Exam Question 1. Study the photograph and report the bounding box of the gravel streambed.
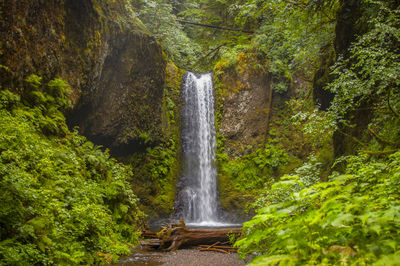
[119,247,249,266]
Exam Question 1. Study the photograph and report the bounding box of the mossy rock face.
[0,0,184,218]
[0,0,163,156]
[211,53,274,216]
[68,32,168,156]
[213,53,271,157]
[119,61,185,219]
[212,51,330,216]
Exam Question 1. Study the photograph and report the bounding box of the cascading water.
[177,72,220,226]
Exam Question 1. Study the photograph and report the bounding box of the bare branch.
[191,43,226,67]
[387,88,400,118]
[368,127,400,147]
[337,129,368,148]
[178,20,254,34]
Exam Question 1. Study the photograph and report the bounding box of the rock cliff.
[0,0,184,217]
[0,0,169,156]
[214,58,270,156]
[212,52,301,216]
[217,70,270,155]
[213,53,294,156]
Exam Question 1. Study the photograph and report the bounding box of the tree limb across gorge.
[178,20,254,34]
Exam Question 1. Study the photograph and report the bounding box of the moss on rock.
[0,0,186,219]
[122,61,185,218]
[213,50,333,215]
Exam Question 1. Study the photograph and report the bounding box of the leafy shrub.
[127,138,179,216]
[327,1,400,130]
[0,80,144,264]
[236,152,400,265]
[218,144,289,191]
[252,156,322,210]
[0,90,20,110]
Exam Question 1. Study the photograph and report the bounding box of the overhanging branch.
[387,88,400,119]
[191,43,227,67]
[368,127,400,147]
[178,20,254,34]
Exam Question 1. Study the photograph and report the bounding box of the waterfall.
[177,72,219,225]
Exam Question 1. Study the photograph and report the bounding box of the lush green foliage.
[218,144,289,191]
[128,139,179,216]
[327,0,400,152]
[124,62,183,217]
[232,0,337,92]
[328,1,400,114]
[137,0,337,88]
[252,156,323,209]
[216,141,293,212]
[235,1,400,265]
[134,0,202,69]
[237,151,400,265]
[0,78,144,265]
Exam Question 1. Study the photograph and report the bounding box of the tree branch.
[337,129,368,148]
[178,20,254,34]
[191,43,226,67]
[387,88,400,119]
[359,149,397,155]
[199,248,231,254]
[368,127,400,147]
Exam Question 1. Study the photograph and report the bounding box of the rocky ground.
[118,247,250,266]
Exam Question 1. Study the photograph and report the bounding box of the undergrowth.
[0,75,145,265]
[236,151,400,265]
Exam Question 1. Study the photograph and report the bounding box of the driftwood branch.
[142,230,157,238]
[198,241,237,254]
[207,241,220,249]
[199,248,231,254]
[199,245,238,250]
[178,20,254,34]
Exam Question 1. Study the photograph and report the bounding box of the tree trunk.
[265,74,273,138]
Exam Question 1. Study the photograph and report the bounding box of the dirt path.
[119,248,249,266]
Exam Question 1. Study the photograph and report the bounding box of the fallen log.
[198,242,239,253]
[142,229,157,238]
[140,239,161,249]
[156,220,241,251]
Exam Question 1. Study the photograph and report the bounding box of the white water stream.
[179,72,223,226]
